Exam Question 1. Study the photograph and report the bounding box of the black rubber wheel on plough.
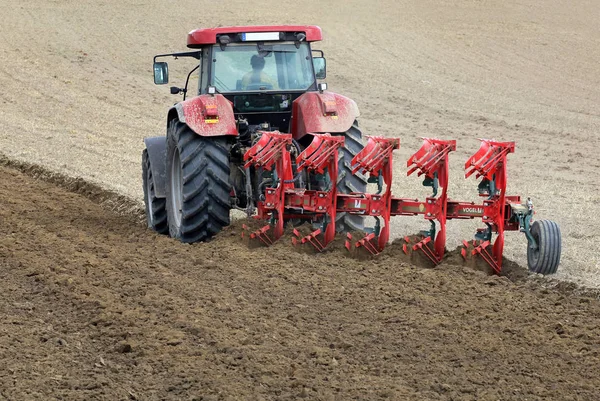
[142,149,169,235]
[527,220,561,275]
[336,120,368,232]
[165,120,231,243]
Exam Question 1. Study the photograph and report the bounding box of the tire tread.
[142,149,169,235]
[335,121,368,232]
[527,219,561,275]
[166,122,231,243]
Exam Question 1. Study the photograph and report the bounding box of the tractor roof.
[187,25,322,47]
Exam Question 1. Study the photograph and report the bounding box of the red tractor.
[143,26,366,243]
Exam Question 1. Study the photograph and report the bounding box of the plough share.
[242,131,561,275]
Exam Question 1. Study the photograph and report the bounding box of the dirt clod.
[116,342,133,354]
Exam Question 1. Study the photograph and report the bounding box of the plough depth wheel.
[527,220,561,275]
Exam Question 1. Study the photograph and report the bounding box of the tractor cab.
[153,26,327,137]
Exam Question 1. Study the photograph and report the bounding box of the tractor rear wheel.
[142,149,168,234]
[336,120,368,232]
[527,220,561,275]
[165,121,231,243]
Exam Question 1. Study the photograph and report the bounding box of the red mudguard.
[170,94,238,137]
[291,91,360,140]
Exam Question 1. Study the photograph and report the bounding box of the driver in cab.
[241,55,278,90]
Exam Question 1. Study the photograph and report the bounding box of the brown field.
[1,0,599,399]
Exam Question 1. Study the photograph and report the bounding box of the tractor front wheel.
[527,220,561,275]
[165,121,231,243]
[142,149,168,234]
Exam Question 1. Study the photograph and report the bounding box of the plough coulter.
[242,132,561,275]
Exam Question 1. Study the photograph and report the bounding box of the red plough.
[461,139,516,273]
[400,138,456,264]
[242,133,561,275]
[241,131,294,244]
[342,136,399,255]
[292,134,343,251]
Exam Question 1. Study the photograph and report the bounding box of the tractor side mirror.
[313,57,326,80]
[153,61,169,85]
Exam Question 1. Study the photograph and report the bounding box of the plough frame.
[242,131,548,274]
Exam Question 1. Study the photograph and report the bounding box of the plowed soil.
[1,165,600,400]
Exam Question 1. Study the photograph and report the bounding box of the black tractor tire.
[142,149,169,235]
[527,220,561,275]
[335,120,368,232]
[165,121,231,243]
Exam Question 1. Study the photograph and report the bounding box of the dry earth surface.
[1,0,600,399]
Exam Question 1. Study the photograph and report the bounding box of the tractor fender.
[168,94,237,137]
[143,136,167,198]
[291,91,360,140]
